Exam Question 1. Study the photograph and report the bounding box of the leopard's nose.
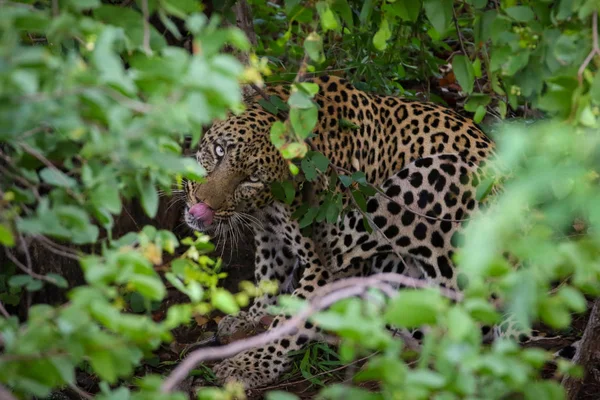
[188,202,215,225]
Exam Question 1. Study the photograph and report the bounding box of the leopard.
[183,75,498,388]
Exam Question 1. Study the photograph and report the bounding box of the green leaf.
[316,1,339,32]
[384,289,446,328]
[136,175,159,218]
[331,0,354,29]
[90,351,117,382]
[91,183,121,215]
[557,286,587,313]
[476,176,496,202]
[359,0,374,25]
[464,94,491,112]
[46,273,69,289]
[423,0,453,35]
[8,274,34,288]
[288,91,315,109]
[339,175,353,187]
[301,158,318,181]
[129,274,166,301]
[26,279,43,291]
[270,95,289,112]
[299,207,319,228]
[258,99,279,115]
[289,163,300,176]
[373,18,392,51]
[453,55,475,94]
[295,82,320,96]
[474,105,486,123]
[266,392,300,400]
[68,0,100,10]
[304,32,325,63]
[339,118,360,130]
[281,142,308,159]
[351,190,367,212]
[270,121,287,149]
[0,224,15,247]
[290,107,318,139]
[351,171,367,185]
[271,181,296,205]
[39,168,77,188]
[466,0,487,9]
[89,24,136,94]
[311,152,330,172]
[446,307,475,340]
[385,0,422,22]
[505,6,535,22]
[464,298,500,324]
[212,289,240,314]
[524,381,566,400]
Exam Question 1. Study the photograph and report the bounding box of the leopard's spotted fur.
[184,75,496,388]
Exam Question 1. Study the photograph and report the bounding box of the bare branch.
[34,235,80,261]
[141,0,152,55]
[160,272,462,392]
[0,300,11,319]
[452,5,482,92]
[67,383,93,400]
[4,246,60,286]
[578,11,599,84]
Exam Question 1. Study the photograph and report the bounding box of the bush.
[1,0,600,399]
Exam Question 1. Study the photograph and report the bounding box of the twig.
[4,247,60,286]
[34,235,80,261]
[141,0,152,55]
[51,0,58,16]
[67,383,93,400]
[578,11,599,84]
[18,143,73,188]
[0,300,10,318]
[562,298,600,400]
[452,5,482,92]
[160,272,461,392]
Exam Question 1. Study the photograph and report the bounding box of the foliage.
[1,0,600,399]
[0,0,265,398]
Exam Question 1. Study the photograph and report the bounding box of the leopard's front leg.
[213,262,332,388]
[217,222,301,339]
[212,203,335,388]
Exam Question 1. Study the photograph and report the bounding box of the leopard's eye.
[214,144,225,158]
[248,174,260,183]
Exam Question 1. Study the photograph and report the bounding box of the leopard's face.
[184,107,287,235]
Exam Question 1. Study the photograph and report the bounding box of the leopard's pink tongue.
[188,202,214,226]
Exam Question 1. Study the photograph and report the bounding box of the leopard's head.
[184,105,288,234]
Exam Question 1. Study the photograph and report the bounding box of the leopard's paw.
[212,348,289,389]
[217,311,256,340]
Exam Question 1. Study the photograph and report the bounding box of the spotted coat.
[184,76,495,388]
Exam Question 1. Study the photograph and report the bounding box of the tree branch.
[562,298,600,400]
[160,272,462,392]
[578,11,599,84]
[141,0,151,55]
[0,300,11,319]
